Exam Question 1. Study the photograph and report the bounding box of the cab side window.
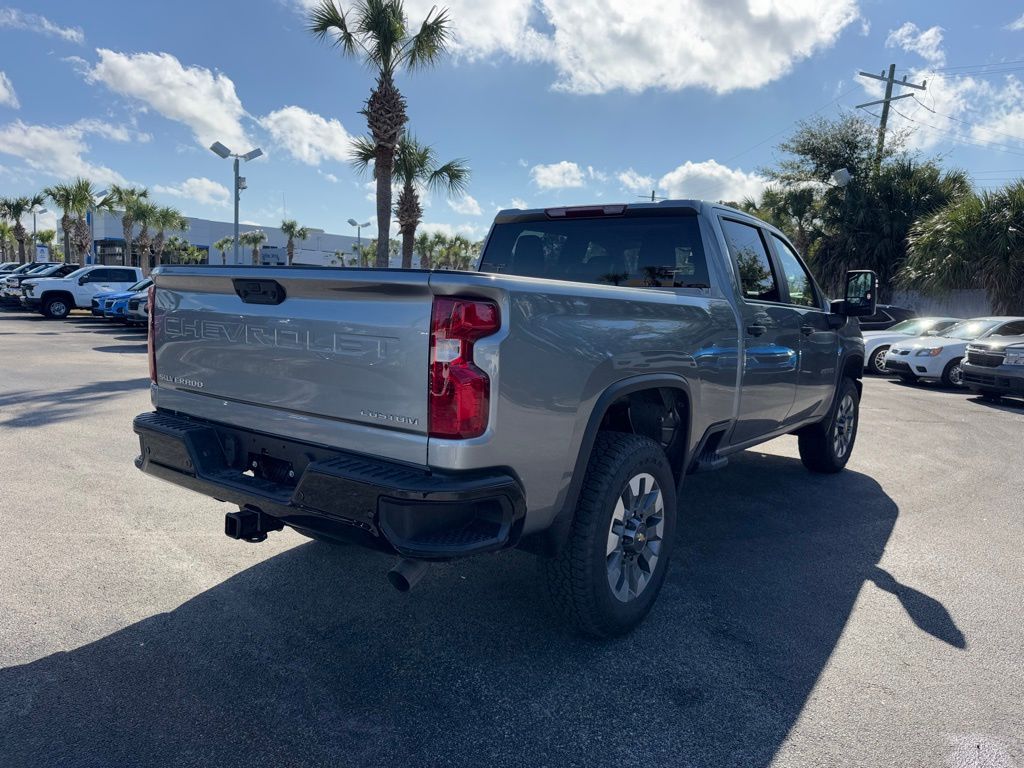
[111,269,137,282]
[720,219,781,302]
[85,269,110,282]
[770,234,820,308]
[992,320,1024,337]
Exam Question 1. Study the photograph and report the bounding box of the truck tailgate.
[152,267,432,436]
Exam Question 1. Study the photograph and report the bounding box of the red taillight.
[147,285,157,384]
[428,297,500,439]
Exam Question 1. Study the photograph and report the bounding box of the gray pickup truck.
[134,200,876,636]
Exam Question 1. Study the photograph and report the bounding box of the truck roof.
[493,198,763,225]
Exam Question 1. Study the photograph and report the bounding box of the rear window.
[478,215,710,289]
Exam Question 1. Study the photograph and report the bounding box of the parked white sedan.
[884,317,1024,387]
[863,317,960,374]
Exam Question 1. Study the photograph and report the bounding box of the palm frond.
[428,158,470,195]
[357,0,407,76]
[401,5,451,71]
[349,135,378,177]
[308,0,360,57]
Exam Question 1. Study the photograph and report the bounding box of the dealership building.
[72,211,368,267]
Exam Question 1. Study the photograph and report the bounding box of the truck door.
[767,233,838,421]
[719,218,801,445]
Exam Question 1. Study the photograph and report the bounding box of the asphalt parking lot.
[1,310,1022,768]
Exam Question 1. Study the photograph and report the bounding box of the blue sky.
[2,1,1024,241]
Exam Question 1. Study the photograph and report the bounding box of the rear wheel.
[868,346,890,375]
[540,432,676,638]
[798,377,860,474]
[941,357,965,388]
[42,296,71,319]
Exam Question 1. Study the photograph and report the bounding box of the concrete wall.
[890,289,992,319]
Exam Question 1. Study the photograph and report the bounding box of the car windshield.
[27,264,54,274]
[63,267,89,280]
[941,320,999,340]
[888,318,945,335]
[129,279,152,292]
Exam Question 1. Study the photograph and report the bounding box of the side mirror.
[832,270,877,317]
[78,276,88,285]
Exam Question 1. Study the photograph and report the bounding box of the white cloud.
[0,71,18,108]
[510,197,528,209]
[71,117,150,143]
[400,0,858,95]
[586,165,608,183]
[1007,13,1024,31]
[154,177,230,207]
[0,119,126,185]
[0,8,83,43]
[658,160,766,202]
[259,106,353,166]
[531,160,586,189]
[617,168,655,192]
[886,22,945,66]
[86,49,251,150]
[448,194,482,216]
[318,170,339,183]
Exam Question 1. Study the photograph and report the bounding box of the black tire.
[540,432,677,638]
[867,345,890,375]
[899,373,918,384]
[798,377,860,474]
[42,296,71,319]
[941,357,965,388]
[978,389,1002,403]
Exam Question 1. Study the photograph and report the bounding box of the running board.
[691,426,729,473]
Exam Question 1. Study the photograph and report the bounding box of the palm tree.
[0,220,14,262]
[213,236,235,266]
[812,160,971,299]
[309,0,451,268]
[352,133,469,268]
[44,182,76,260]
[152,206,188,270]
[103,185,150,267]
[239,230,267,265]
[280,219,310,265]
[70,178,102,262]
[133,201,159,275]
[902,181,1024,315]
[0,195,44,264]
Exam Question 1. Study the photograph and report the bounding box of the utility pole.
[856,64,927,170]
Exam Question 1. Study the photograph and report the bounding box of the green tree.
[309,0,451,268]
[35,229,57,258]
[133,201,159,275]
[213,236,235,265]
[152,206,188,270]
[280,219,310,265]
[902,181,1024,315]
[44,182,76,260]
[813,159,971,299]
[742,186,820,257]
[0,194,44,263]
[239,229,267,265]
[71,179,103,262]
[352,133,469,268]
[103,185,150,267]
[0,220,15,262]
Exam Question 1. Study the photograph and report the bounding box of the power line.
[721,85,861,165]
[911,95,1024,145]
[887,104,1024,157]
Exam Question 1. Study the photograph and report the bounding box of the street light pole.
[210,141,262,265]
[233,156,240,264]
[347,218,371,266]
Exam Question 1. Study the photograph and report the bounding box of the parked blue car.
[93,279,152,320]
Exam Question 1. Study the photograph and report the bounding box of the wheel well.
[40,290,75,305]
[596,387,689,483]
[843,354,863,397]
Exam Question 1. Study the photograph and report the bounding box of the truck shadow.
[0,378,149,428]
[0,453,959,767]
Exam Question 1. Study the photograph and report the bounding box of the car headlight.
[914,347,943,357]
[1004,349,1024,366]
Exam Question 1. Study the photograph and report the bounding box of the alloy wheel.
[606,472,665,603]
[832,393,856,459]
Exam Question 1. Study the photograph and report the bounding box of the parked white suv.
[863,316,960,374]
[884,317,1024,387]
[21,265,144,319]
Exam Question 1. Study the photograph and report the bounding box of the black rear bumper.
[133,411,526,559]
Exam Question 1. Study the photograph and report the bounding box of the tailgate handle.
[233,279,286,305]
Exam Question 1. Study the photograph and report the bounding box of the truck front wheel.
[42,295,71,319]
[798,377,860,474]
[540,432,677,638]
